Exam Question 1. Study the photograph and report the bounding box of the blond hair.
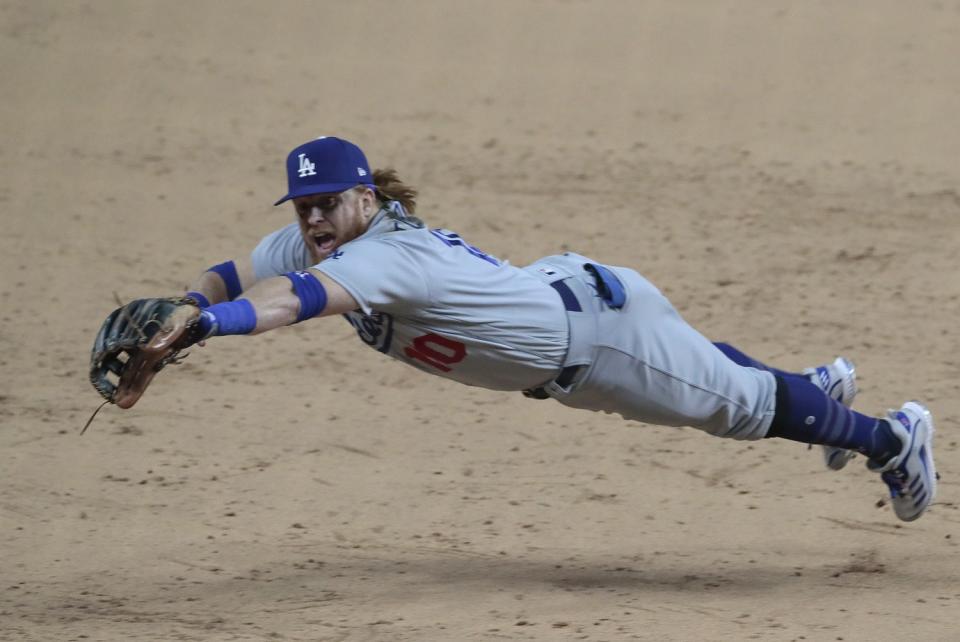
[372,168,418,213]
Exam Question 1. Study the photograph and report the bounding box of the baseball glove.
[89,297,203,409]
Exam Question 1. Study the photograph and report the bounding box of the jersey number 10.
[404,333,466,372]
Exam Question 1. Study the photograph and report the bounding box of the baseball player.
[90,136,937,522]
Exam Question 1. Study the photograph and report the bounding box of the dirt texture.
[2,2,960,641]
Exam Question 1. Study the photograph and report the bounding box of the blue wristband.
[208,261,243,300]
[284,271,328,322]
[197,299,257,337]
[185,290,211,308]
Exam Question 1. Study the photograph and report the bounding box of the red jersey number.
[404,333,466,372]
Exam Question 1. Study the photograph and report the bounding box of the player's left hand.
[89,297,203,409]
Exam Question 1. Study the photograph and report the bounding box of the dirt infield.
[2,1,959,640]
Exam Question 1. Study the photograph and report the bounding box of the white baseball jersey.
[251,206,569,391]
[252,203,776,440]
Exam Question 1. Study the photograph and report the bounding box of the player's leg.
[765,375,936,521]
[713,342,858,470]
[712,342,803,380]
[552,265,936,520]
[680,340,937,521]
[714,343,855,405]
[766,375,895,461]
[710,345,935,520]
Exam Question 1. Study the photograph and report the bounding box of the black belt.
[523,278,586,400]
[523,364,584,399]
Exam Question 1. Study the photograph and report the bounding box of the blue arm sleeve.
[284,271,328,322]
[208,261,243,300]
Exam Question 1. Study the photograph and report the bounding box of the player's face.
[293,188,376,262]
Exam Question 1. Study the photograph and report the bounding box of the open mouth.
[313,233,337,253]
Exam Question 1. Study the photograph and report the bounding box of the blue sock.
[713,342,809,382]
[766,376,901,464]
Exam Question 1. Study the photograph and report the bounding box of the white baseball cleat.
[804,357,858,470]
[867,402,937,522]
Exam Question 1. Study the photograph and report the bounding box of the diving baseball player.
[90,136,937,522]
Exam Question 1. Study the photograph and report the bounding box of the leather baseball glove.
[89,297,203,409]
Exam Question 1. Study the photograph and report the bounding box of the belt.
[523,363,584,399]
[548,278,582,312]
[522,278,587,400]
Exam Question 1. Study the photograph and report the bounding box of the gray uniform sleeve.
[250,223,312,280]
[313,237,430,316]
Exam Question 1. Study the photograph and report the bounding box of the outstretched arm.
[102,269,356,409]
[229,269,358,334]
[179,268,358,339]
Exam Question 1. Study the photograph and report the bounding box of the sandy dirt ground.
[2,1,960,640]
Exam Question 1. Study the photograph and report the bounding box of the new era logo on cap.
[274,136,374,206]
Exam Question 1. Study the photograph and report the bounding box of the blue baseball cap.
[274,136,374,206]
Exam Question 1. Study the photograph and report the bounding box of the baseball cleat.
[804,357,858,470]
[867,401,937,522]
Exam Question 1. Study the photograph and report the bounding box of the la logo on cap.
[275,135,373,206]
[298,153,316,178]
